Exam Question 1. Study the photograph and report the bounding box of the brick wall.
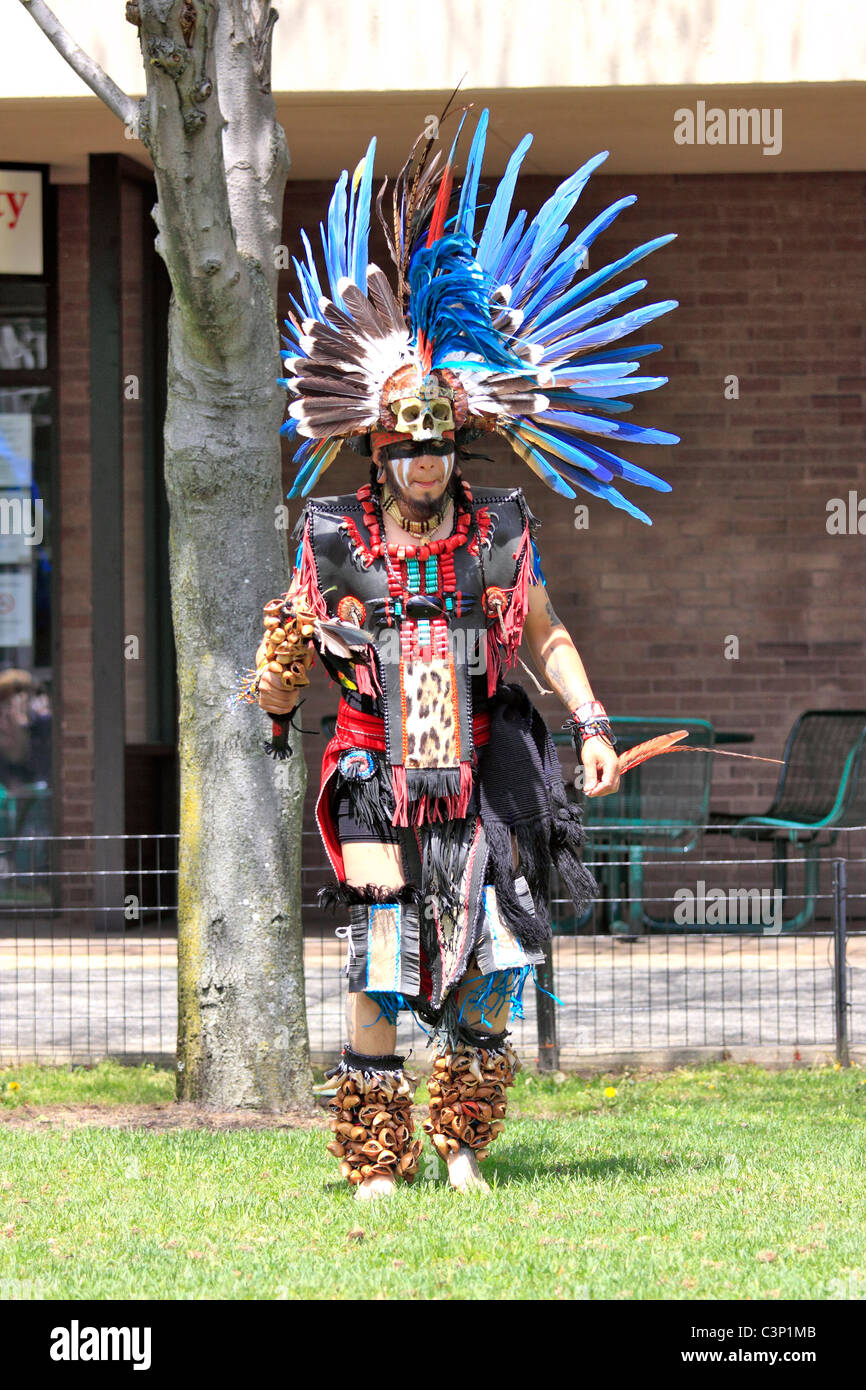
[276,170,866,832]
[56,175,151,850]
[56,167,866,844]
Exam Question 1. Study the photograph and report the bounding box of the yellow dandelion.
[8,1081,20,1092]
[604,1086,617,1099]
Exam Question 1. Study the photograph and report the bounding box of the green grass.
[0,1060,175,1108]
[1,1060,865,1299]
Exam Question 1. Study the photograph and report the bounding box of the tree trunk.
[165,288,311,1110]
[136,0,313,1110]
[24,0,313,1109]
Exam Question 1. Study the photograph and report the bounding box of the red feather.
[617,732,784,776]
[426,163,454,248]
[618,730,690,774]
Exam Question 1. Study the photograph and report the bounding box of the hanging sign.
[0,170,43,276]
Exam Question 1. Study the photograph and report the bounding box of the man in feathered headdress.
[242,108,677,1199]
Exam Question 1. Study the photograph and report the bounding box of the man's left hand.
[582,736,621,797]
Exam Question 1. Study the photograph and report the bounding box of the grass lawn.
[1,1059,865,1300]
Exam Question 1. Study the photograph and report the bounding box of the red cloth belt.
[334,699,491,749]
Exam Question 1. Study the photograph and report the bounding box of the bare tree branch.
[237,0,278,92]
[136,0,253,357]
[19,0,139,131]
[216,0,290,301]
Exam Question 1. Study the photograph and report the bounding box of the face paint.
[391,455,415,490]
[389,451,454,492]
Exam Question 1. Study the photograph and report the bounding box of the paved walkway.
[1,933,863,1064]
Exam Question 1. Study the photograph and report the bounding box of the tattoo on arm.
[544,648,578,706]
[543,593,563,629]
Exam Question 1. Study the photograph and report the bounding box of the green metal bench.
[553,717,715,934]
[730,709,866,930]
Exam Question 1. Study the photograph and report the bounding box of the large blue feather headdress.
[280,107,678,523]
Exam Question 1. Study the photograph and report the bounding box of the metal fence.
[0,828,863,1069]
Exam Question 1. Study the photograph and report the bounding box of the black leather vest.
[300,486,532,773]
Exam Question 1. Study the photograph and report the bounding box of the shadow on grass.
[485,1145,736,1184]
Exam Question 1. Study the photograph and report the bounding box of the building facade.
[0,0,864,855]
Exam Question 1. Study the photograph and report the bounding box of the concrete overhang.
[1,0,864,179]
[0,84,864,183]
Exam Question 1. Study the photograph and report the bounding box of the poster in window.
[0,568,32,646]
[0,414,33,488]
[0,490,39,563]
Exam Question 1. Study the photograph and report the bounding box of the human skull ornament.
[392,393,454,441]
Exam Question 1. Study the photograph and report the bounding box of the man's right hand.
[256,668,299,716]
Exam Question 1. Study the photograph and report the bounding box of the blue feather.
[516,425,656,521]
[300,228,325,303]
[575,195,639,251]
[574,342,663,366]
[600,419,680,445]
[518,422,614,480]
[540,299,678,362]
[527,422,670,490]
[546,391,634,415]
[292,436,319,465]
[567,376,668,398]
[287,438,331,499]
[504,151,609,299]
[299,444,340,497]
[553,466,653,524]
[510,225,571,307]
[476,133,533,271]
[532,409,623,439]
[528,279,649,345]
[486,208,528,286]
[408,233,525,372]
[496,220,539,288]
[517,232,604,321]
[445,109,469,167]
[456,108,489,240]
[550,360,642,383]
[323,171,349,307]
[518,198,639,324]
[533,234,677,330]
[350,137,376,289]
[319,221,340,310]
[557,435,673,491]
[499,425,576,497]
[291,256,320,321]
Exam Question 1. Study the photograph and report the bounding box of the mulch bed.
[0,1102,330,1133]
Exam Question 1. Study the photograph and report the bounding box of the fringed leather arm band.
[564,699,617,754]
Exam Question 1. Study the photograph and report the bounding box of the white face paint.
[391,454,415,490]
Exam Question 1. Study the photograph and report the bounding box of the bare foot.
[355,1174,396,1201]
[446,1144,490,1194]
